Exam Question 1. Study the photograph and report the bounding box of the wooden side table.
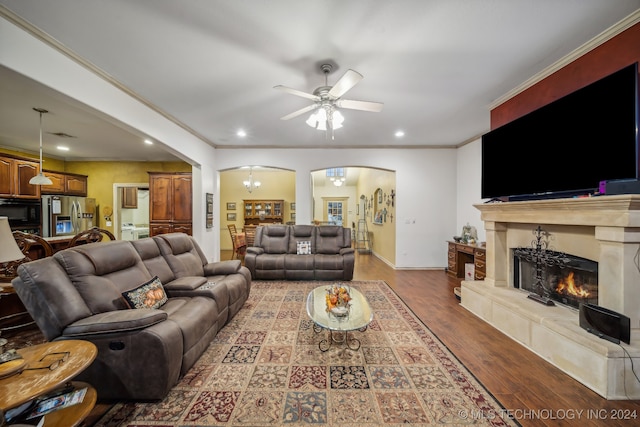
[0,340,97,427]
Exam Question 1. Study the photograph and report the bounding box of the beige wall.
[356,168,396,265]
[220,168,296,250]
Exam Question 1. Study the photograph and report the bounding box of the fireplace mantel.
[461,194,640,399]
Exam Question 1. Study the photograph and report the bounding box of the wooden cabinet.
[41,170,88,196]
[446,241,486,280]
[0,155,40,199]
[65,174,88,196]
[243,199,283,225]
[42,171,66,193]
[121,187,138,209]
[149,172,192,236]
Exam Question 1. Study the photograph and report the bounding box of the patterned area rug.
[92,280,518,426]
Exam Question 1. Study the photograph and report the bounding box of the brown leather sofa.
[12,233,251,400]
[245,224,354,280]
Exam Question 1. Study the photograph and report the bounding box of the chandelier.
[29,107,53,186]
[243,167,261,193]
[327,167,346,186]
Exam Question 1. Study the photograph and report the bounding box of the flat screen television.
[481,62,639,200]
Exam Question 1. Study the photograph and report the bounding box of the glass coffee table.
[306,285,373,356]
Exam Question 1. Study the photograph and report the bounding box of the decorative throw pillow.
[296,240,312,255]
[122,276,168,309]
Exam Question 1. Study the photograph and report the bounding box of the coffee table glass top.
[306,285,373,331]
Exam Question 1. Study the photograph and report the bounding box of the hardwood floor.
[351,251,640,427]
[81,250,640,426]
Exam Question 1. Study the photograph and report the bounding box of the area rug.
[94,280,517,426]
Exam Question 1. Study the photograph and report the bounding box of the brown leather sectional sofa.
[12,233,251,400]
[244,224,354,280]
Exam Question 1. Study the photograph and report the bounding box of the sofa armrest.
[62,309,168,336]
[340,247,355,255]
[246,247,264,255]
[203,259,242,276]
[163,276,208,292]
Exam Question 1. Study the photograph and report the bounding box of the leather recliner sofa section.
[244,224,354,280]
[12,233,251,401]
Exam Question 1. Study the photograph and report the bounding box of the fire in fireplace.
[514,251,598,309]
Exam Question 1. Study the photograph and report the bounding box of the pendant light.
[29,107,53,186]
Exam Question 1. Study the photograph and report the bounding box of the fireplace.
[514,249,598,309]
[460,195,640,399]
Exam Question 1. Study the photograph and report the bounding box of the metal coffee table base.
[313,323,367,356]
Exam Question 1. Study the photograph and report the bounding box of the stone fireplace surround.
[461,195,640,399]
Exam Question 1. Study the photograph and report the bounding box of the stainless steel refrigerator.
[42,195,96,237]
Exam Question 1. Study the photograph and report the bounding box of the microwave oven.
[0,198,42,234]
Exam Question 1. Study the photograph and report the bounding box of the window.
[326,168,344,178]
[327,201,343,226]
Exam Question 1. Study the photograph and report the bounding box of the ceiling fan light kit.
[305,107,344,131]
[275,63,383,140]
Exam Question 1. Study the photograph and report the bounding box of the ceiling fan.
[274,64,383,139]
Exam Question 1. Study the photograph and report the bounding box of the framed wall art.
[227,213,236,221]
[226,202,236,210]
[206,193,213,228]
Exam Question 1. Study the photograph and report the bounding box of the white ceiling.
[0,1,639,162]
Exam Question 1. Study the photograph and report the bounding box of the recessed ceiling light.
[144,139,154,145]
[56,145,69,151]
[394,130,405,138]
[237,129,247,137]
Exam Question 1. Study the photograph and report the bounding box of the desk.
[0,340,97,427]
[446,241,486,280]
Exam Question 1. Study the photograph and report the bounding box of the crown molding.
[489,9,640,109]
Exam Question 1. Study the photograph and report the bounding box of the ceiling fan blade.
[274,85,319,101]
[279,103,318,120]
[337,99,384,112]
[328,69,363,98]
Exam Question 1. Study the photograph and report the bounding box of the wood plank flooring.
[80,250,640,426]
[352,251,640,427]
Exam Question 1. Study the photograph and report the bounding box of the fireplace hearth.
[462,195,640,399]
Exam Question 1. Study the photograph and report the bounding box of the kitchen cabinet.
[41,170,88,196]
[149,172,192,236]
[65,173,88,196]
[121,187,138,208]
[42,171,66,193]
[0,154,40,199]
[243,199,284,226]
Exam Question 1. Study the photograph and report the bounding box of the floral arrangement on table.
[325,284,351,315]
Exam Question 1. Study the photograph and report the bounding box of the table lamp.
[0,217,24,364]
[0,216,24,274]
[0,215,24,320]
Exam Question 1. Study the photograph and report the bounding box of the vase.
[330,306,349,317]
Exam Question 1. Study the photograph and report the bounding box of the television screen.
[482,62,639,200]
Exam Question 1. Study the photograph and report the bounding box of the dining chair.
[228,224,246,259]
[243,225,257,248]
[67,227,116,248]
